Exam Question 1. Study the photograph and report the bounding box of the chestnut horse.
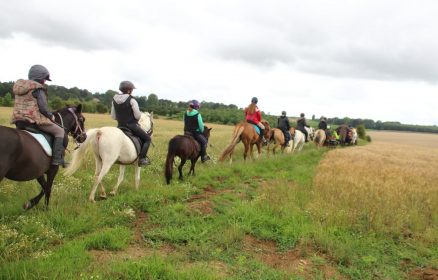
[219,120,270,163]
[164,126,211,184]
[267,128,290,155]
[0,105,87,209]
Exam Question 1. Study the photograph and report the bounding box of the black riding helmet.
[251,97,258,104]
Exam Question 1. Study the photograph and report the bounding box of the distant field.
[368,130,438,149]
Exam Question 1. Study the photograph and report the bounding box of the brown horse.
[219,120,270,163]
[267,128,289,155]
[0,105,87,210]
[164,126,212,184]
[336,125,352,146]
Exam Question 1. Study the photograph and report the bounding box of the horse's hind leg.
[89,160,114,203]
[110,165,126,195]
[178,159,187,180]
[23,176,47,210]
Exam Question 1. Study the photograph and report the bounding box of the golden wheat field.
[311,130,438,242]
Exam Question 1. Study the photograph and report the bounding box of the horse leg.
[178,159,187,180]
[243,144,249,160]
[43,166,59,208]
[188,159,196,176]
[23,176,47,210]
[110,165,126,196]
[255,143,261,159]
[134,165,141,191]
[89,160,114,203]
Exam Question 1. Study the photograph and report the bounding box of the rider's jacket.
[184,111,200,134]
[277,116,290,131]
[113,95,137,127]
[245,106,261,124]
[11,79,51,125]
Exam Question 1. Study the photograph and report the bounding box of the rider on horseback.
[183,100,210,163]
[244,97,267,145]
[11,65,67,167]
[111,81,152,166]
[277,110,291,147]
[297,113,310,142]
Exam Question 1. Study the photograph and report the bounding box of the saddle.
[251,124,261,135]
[15,120,54,146]
[118,127,143,155]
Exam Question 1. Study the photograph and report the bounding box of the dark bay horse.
[219,120,270,163]
[165,126,212,184]
[0,105,87,209]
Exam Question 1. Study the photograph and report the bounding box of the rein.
[56,108,85,150]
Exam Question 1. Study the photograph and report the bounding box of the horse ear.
[208,128,212,131]
[76,104,82,113]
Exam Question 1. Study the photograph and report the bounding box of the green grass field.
[0,107,436,279]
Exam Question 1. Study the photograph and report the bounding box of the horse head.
[261,120,270,138]
[203,126,212,139]
[139,112,154,135]
[54,104,87,143]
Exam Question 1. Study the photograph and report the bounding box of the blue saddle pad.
[24,131,52,156]
[252,124,260,135]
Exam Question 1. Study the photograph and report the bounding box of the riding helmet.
[281,111,286,116]
[28,65,51,81]
[189,100,200,109]
[251,97,258,104]
[300,113,305,117]
[119,81,136,92]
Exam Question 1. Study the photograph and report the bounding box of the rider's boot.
[138,141,151,166]
[201,144,210,163]
[52,137,68,168]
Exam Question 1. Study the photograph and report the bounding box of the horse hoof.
[99,194,107,199]
[109,191,116,196]
[23,201,32,210]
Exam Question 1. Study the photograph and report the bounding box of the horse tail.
[165,138,176,184]
[64,128,97,176]
[218,125,244,162]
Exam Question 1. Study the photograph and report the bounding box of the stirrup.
[138,157,151,166]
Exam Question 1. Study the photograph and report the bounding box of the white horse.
[64,112,153,202]
[285,128,306,153]
[351,128,358,145]
[313,129,326,148]
[304,126,315,141]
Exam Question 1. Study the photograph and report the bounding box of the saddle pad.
[252,124,261,135]
[23,131,52,156]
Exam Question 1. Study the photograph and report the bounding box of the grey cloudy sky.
[1,0,437,125]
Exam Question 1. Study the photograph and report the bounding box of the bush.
[366,135,372,142]
[357,124,366,139]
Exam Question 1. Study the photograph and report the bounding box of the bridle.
[56,107,86,149]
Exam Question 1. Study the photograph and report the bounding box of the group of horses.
[0,107,357,209]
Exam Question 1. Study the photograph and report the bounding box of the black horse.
[165,127,212,184]
[0,105,87,210]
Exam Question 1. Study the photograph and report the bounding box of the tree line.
[1,81,437,133]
